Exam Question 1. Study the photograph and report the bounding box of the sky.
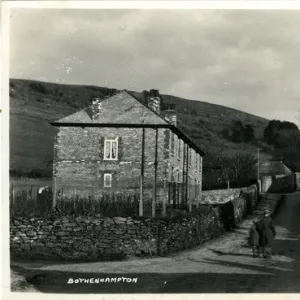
[9,9,300,125]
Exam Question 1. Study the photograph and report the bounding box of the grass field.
[9,78,273,174]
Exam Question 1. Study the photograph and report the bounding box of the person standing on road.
[258,209,276,258]
[248,220,260,257]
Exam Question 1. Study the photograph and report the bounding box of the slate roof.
[52,90,205,156]
[54,91,168,125]
[258,161,292,178]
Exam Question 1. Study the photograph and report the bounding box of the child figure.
[248,220,260,258]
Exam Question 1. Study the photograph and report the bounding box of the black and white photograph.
[3,0,300,295]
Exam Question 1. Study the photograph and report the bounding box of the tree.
[273,129,300,149]
[202,145,257,189]
[280,121,298,131]
[273,147,300,172]
[263,120,282,144]
[231,121,245,143]
[264,119,299,145]
[243,124,255,143]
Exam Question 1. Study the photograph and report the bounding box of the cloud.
[9,9,300,125]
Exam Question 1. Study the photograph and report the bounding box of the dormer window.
[104,137,118,160]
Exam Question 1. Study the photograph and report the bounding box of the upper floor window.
[195,154,198,172]
[177,138,182,160]
[104,137,118,160]
[170,133,175,156]
[198,155,202,173]
[104,173,112,187]
[188,148,192,168]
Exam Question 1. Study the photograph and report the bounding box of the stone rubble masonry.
[53,125,202,201]
[200,185,258,206]
[10,206,225,261]
[10,185,260,261]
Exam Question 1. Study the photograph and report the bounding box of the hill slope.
[9,78,272,176]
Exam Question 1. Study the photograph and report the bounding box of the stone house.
[51,89,205,209]
[258,161,292,178]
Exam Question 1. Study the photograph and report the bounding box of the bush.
[29,82,49,94]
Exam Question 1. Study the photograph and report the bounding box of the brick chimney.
[91,97,102,121]
[163,103,177,126]
[147,89,162,115]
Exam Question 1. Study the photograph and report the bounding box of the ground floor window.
[104,173,112,187]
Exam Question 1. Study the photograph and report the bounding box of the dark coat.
[258,216,276,247]
[248,224,260,246]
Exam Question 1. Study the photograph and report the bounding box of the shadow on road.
[9,264,280,293]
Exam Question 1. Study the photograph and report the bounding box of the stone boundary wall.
[10,184,261,261]
[12,179,293,262]
[200,185,258,205]
[10,206,226,261]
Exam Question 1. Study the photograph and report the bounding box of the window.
[195,153,198,171]
[170,133,175,156]
[177,138,182,160]
[104,173,112,187]
[104,137,118,160]
[178,170,182,183]
[188,148,192,168]
[174,169,180,183]
[199,155,202,173]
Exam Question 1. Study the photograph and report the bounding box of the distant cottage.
[257,161,292,179]
[51,89,205,209]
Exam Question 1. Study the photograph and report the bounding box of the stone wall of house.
[10,206,225,261]
[268,173,295,193]
[261,173,297,193]
[261,176,273,193]
[53,127,169,201]
[53,126,203,204]
[295,173,300,191]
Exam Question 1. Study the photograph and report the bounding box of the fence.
[9,188,167,218]
[10,183,41,201]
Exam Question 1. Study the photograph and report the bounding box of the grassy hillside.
[9,78,273,176]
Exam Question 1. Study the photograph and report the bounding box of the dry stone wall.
[10,206,226,261]
[200,185,258,205]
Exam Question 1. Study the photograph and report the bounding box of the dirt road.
[11,192,300,293]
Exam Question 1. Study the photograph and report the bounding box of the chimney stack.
[91,97,102,121]
[163,103,177,126]
[147,89,162,115]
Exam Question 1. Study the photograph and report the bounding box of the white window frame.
[177,138,181,160]
[188,148,192,168]
[104,137,118,160]
[104,173,112,188]
[199,155,202,173]
[170,133,175,157]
